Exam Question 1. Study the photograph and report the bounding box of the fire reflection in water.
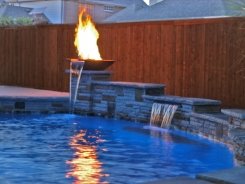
[66,130,109,184]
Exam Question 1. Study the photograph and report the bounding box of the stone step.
[141,177,213,184]
[222,109,245,120]
[92,81,165,88]
[190,112,229,125]
[144,95,221,113]
[92,81,165,96]
[197,166,245,184]
[144,95,221,106]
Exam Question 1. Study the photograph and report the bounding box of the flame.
[74,9,102,60]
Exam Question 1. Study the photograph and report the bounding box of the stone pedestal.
[71,70,112,114]
[222,109,245,164]
[222,109,245,129]
[91,81,165,120]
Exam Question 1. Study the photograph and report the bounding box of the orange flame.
[74,9,102,60]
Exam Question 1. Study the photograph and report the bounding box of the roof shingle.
[104,0,239,23]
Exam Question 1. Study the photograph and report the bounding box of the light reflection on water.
[66,130,109,184]
[0,114,234,184]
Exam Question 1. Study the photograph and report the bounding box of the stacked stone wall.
[71,71,245,164]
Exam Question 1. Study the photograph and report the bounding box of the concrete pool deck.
[0,85,69,113]
[0,85,69,98]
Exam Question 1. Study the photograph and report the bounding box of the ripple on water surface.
[0,114,234,184]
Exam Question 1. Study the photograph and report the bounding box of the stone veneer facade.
[0,97,69,113]
[222,109,245,164]
[71,70,245,165]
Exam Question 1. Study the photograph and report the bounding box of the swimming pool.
[0,114,234,184]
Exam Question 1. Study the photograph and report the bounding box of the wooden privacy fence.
[0,17,244,108]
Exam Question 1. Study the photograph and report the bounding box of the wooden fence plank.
[0,18,244,108]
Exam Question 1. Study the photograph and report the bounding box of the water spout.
[150,103,178,128]
[69,61,84,113]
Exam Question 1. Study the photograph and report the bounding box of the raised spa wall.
[71,70,245,165]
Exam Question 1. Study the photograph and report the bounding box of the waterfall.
[69,61,84,113]
[150,103,178,128]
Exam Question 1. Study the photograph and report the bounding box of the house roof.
[84,0,133,7]
[29,7,46,15]
[0,4,49,22]
[0,5,32,17]
[4,0,43,2]
[103,0,239,23]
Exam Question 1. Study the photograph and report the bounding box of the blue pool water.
[0,114,234,184]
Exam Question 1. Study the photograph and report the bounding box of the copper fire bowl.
[68,58,115,70]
